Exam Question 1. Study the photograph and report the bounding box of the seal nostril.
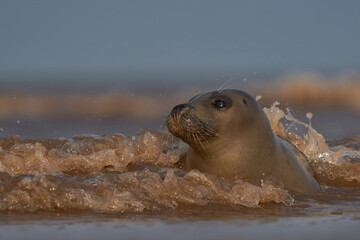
[172,104,187,115]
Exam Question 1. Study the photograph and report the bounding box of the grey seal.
[166,89,319,194]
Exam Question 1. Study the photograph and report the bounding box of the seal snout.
[167,103,191,131]
[166,103,189,138]
[167,101,217,150]
[171,104,189,117]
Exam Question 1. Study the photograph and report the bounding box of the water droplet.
[306,112,313,127]
[273,101,280,106]
[306,112,313,120]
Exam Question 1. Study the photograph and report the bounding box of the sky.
[1,0,360,78]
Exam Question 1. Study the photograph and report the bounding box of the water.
[1,215,360,240]
[0,75,359,239]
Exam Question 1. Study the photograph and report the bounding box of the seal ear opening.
[243,99,247,105]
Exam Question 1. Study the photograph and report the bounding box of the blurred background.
[0,0,359,139]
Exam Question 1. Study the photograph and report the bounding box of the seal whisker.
[195,132,212,156]
[191,133,202,153]
[217,77,234,93]
[194,133,209,156]
[201,124,217,135]
[160,115,170,137]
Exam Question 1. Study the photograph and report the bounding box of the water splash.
[264,104,360,186]
[0,106,359,213]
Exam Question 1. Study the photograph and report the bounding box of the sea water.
[0,75,359,239]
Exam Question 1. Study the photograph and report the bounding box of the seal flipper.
[277,136,316,178]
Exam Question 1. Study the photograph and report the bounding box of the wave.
[0,106,359,213]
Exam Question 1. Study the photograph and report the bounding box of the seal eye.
[211,95,232,111]
[214,99,227,109]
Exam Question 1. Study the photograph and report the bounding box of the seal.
[166,89,319,194]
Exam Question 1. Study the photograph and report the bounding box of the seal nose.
[171,104,188,116]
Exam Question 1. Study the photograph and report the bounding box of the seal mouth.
[166,104,217,152]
